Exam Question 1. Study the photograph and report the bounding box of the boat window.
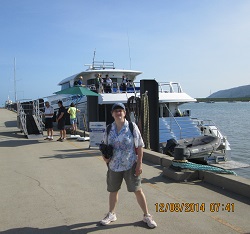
[61,82,70,90]
[87,79,95,85]
[159,104,169,117]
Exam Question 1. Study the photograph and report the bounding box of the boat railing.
[191,118,224,138]
[126,81,183,93]
[163,103,182,139]
[127,81,140,94]
[158,82,183,93]
[93,81,183,94]
[33,100,44,130]
[85,61,115,70]
[110,82,120,93]
[91,80,184,95]
[87,81,140,95]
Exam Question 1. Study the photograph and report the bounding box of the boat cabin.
[58,61,141,94]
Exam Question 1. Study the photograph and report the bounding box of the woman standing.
[100,103,157,228]
[67,102,80,135]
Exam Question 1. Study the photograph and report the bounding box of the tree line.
[196,97,250,102]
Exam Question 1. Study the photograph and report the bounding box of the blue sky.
[1,0,250,106]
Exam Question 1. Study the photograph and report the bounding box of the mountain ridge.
[207,84,250,98]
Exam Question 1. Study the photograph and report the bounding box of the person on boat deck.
[67,102,80,135]
[74,76,84,86]
[100,103,157,228]
[127,79,133,87]
[105,75,112,93]
[56,100,66,142]
[43,101,54,140]
[120,75,128,92]
[95,73,103,93]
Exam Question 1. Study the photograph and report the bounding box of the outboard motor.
[164,138,178,156]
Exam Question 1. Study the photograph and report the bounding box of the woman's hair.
[70,102,75,107]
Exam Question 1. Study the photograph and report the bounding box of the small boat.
[164,135,221,161]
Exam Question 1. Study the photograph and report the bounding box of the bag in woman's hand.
[99,141,113,159]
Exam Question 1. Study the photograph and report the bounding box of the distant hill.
[207,85,250,98]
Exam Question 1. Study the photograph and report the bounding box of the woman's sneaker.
[143,214,157,228]
[100,212,117,225]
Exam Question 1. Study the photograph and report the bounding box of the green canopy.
[55,86,99,97]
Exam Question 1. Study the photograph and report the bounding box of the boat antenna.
[127,31,132,69]
[92,49,96,67]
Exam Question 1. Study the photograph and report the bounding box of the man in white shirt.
[105,75,112,93]
[44,101,54,140]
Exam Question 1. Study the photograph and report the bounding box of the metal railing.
[91,61,115,70]
[158,82,183,93]
[17,102,28,136]
[17,100,44,136]
[86,81,140,95]
[163,103,182,139]
[86,81,184,95]
[33,100,44,131]
[191,118,222,138]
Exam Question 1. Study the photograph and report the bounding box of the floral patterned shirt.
[103,120,144,172]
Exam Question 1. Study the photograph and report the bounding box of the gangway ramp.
[17,100,44,139]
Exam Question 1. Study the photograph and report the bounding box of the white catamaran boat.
[44,60,231,164]
[13,59,231,165]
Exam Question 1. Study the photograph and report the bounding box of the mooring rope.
[141,91,150,149]
[172,161,237,175]
[127,92,150,149]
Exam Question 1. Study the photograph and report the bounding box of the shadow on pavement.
[4,120,17,128]
[142,174,172,185]
[0,131,25,139]
[0,139,40,148]
[53,148,95,152]
[0,220,150,234]
[40,149,101,160]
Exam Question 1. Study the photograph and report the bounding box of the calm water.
[180,102,250,179]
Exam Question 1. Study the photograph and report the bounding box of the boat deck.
[0,108,249,234]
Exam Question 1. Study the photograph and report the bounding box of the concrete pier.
[0,108,249,234]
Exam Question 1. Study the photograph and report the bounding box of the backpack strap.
[107,124,112,136]
[129,122,134,138]
[106,124,112,144]
[129,122,138,155]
